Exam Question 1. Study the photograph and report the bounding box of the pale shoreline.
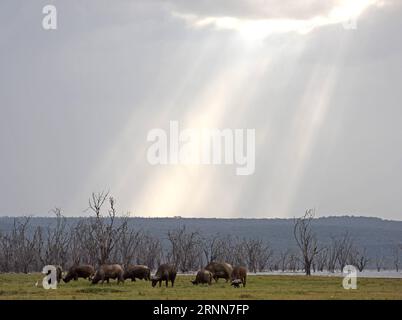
[177,270,402,279]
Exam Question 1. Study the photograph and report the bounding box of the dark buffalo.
[55,265,63,284]
[231,266,247,287]
[123,265,151,281]
[92,264,124,284]
[205,262,233,283]
[63,264,95,283]
[151,264,177,287]
[191,269,213,285]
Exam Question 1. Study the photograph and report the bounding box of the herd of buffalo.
[51,262,247,288]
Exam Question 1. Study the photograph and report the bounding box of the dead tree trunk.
[293,209,319,276]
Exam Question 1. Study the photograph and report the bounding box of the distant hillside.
[0,216,401,269]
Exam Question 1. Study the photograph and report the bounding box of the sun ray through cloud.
[172,0,383,41]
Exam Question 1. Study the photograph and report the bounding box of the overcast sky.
[1,0,402,219]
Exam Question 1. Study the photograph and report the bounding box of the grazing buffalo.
[231,266,247,287]
[191,269,213,285]
[205,262,233,283]
[63,264,95,283]
[92,264,124,284]
[151,264,177,288]
[123,265,151,281]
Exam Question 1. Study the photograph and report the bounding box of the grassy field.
[0,273,401,300]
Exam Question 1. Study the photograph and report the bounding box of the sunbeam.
[173,0,382,41]
[60,0,393,218]
[132,43,272,217]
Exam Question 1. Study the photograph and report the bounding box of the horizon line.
[0,214,401,222]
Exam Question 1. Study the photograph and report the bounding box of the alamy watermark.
[42,4,57,30]
[41,265,58,289]
[147,121,256,176]
[342,17,358,30]
[343,265,358,290]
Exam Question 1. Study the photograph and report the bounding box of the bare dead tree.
[84,192,126,266]
[136,233,163,270]
[258,242,274,272]
[68,220,87,266]
[375,255,385,272]
[278,249,291,272]
[293,209,320,276]
[325,233,355,272]
[0,216,68,272]
[0,231,13,272]
[315,247,328,272]
[288,253,300,272]
[212,235,231,265]
[243,238,273,272]
[115,220,143,267]
[392,245,400,272]
[167,226,202,272]
[227,236,248,267]
[201,234,225,264]
[348,247,370,272]
[200,234,242,267]
[73,220,98,266]
[326,237,339,273]
[40,208,70,268]
[9,217,42,273]
[336,232,354,271]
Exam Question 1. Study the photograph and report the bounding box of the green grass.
[0,273,401,300]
